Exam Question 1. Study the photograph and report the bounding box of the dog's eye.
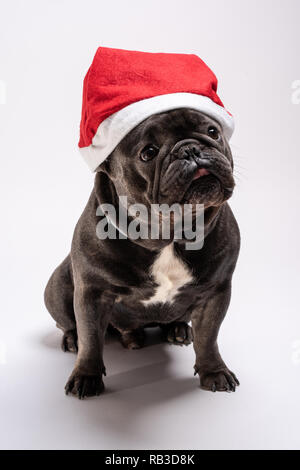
[207,126,220,140]
[140,145,159,162]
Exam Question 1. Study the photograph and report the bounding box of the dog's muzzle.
[159,139,234,205]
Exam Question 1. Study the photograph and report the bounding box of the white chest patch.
[142,244,194,306]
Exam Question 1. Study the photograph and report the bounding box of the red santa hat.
[79,47,234,171]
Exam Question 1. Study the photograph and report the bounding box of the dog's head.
[98,108,234,211]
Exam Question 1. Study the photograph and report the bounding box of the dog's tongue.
[193,168,210,180]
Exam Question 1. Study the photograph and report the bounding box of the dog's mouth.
[182,166,224,205]
[192,167,210,180]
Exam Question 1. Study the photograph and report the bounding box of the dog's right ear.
[95,155,112,175]
[95,152,121,181]
[94,167,119,207]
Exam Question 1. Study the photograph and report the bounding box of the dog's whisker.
[233,172,246,183]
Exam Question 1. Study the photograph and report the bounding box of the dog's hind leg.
[117,327,146,349]
[44,255,77,352]
[161,322,193,346]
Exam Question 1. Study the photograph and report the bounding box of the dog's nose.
[171,139,203,160]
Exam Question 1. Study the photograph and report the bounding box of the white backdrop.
[0,0,300,450]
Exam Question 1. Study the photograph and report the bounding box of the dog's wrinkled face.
[101,108,235,209]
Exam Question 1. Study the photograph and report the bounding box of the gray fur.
[44,109,240,398]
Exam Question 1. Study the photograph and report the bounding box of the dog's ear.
[95,151,124,182]
[95,154,113,175]
[94,169,119,207]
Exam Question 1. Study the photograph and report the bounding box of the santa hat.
[79,47,234,171]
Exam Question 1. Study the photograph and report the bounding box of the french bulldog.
[44,108,240,398]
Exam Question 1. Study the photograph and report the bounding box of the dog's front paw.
[65,370,104,399]
[198,368,239,392]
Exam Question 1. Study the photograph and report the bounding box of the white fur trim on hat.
[79,92,234,171]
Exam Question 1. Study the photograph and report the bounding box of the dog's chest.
[142,244,194,306]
